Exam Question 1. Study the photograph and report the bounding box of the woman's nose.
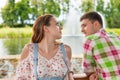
[60,26,63,30]
[58,26,63,30]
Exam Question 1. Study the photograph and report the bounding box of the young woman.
[15,14,74,80]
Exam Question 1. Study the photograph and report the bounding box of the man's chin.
[85,34,88,37]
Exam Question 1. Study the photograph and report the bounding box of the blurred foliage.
[111,12,120,28]
[0,27,32,55]
[0,27,120,39]
[1,0,120,28]
[3,38,30,55]
[81,0,94,12]
[0,27,120,55]
[0,27,32,38]
[1,0,17,27]
[1,0,31,27]
[106,28,120,35]
[80,0,120,28]
[14,0,31,26]
[1,0,70,27]
[30,0,61,17]
[0,24,3,28]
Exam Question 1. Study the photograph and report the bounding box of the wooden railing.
[0,74,89,80]
[0,55,89,80]
[73,74,89,80]
[74,77,89,80]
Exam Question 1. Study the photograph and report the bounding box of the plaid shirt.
[83,29,120,80]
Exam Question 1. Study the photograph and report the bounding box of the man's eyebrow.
[81,23,85,26]
[81,23,86,27]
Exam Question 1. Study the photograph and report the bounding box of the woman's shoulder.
[56,41,71,48]
[20,43,34,61]
[59,43,71,51]
[61,43,72,60]
[63,44,71,50]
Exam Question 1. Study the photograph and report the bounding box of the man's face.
[80,19,95,37]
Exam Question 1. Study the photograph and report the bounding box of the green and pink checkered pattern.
[83,29,120,80]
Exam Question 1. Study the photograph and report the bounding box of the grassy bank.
[0,27,32,38]
[0,27,120,38]
[106,28,120,35]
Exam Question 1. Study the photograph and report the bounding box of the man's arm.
[83,39,97,79]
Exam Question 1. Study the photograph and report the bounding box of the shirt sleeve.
[15,58,34,80]
[83,39,96,73]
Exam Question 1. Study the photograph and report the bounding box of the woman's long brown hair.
[31,14,53,43]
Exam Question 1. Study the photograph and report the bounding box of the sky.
[0,0,21,12]
[0,0,7,11]
[0,0,8,23]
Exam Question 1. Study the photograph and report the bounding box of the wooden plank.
[73,73,89,80]
[0,55,20,60]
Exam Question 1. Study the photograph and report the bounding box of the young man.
[80,11,120,80]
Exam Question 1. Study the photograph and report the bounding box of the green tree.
[14,0,31,26]
[111,12,120,28]
[81,0,120,28]
[30,0,41,17]
[1,0,17,27]
[96,0,104,12]
[95,0,113,28]
[1,0,69,27]
[81,0,94,12]
[39,0,60,17]
[55,0,70,15]
[103,0,120,28]
[1,0,31,27]
[30,0,61,17]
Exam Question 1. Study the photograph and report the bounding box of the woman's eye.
[57,22,63,26]
[59,22,63,27]
[56,23,59,26]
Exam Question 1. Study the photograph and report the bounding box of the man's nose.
[81,28,84,32]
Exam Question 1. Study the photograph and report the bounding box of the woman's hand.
[68,72,74,80]
[89,72,98,80]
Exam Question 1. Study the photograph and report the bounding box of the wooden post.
[73,74,89,80]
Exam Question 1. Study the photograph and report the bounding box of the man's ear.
[94,21,99,27]
[93,21,101,30]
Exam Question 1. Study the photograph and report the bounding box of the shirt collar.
[86,28,106,40]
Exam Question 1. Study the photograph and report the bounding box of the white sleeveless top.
[15,43,71,80]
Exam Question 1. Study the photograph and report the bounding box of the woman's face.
[46,17,62,39]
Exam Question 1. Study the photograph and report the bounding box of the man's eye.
[82,24,86,27]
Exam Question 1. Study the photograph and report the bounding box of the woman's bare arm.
[64,44,74,80]
[20,44,29,61]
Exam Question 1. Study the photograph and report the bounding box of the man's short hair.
[80,11,103,27]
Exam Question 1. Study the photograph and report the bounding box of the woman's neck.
[38,38,56,54]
